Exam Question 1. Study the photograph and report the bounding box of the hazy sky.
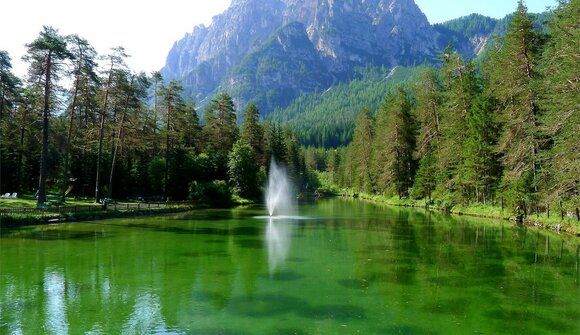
[1,0,556,78]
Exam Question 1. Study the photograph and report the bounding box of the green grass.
[0,194,144,208]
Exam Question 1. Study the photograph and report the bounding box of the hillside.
[268,66,424,147]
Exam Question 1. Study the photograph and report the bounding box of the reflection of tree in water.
[0,203,578,334]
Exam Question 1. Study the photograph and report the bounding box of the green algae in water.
[0,199,578,334]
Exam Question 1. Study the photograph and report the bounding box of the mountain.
[161,0,445,116]
[433,12,549,59]
[161,0,550,122]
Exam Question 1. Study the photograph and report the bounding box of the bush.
[189,180,232,207]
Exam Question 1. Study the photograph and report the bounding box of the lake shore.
[328,192,580,237]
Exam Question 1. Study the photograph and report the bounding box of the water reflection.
[266,217,294,275]
[44,270,69,334]
[122,292,177,334]
[0,200,578,334]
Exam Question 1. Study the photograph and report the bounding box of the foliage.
[188,180,232,207]
[228,141,259,199]
[319,0,579,223]
[268,66,424,147]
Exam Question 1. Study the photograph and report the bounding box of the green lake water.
[0,199,578,334]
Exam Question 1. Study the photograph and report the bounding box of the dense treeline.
[269,66,423,147]
[310,0,579,220]
[0,28,314,205]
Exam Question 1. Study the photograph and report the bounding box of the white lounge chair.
[10,193,17,198]
[1,193,10,198]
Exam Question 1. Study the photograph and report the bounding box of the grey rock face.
[161,0,456,114]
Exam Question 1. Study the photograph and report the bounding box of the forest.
[0,0,577,223]
[0,32,314,206]
[306,0,578,221]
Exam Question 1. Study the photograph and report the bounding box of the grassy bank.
[0,192,260,228]
[0,195,199,228]
[0,205,196,228]
[337,191,580,236]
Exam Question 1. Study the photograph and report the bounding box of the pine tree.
[459,94,500,204]
[240,103,265,167]
[0,51,21,195]
[180,99,202,153]
[412,68,443,200]
[487,1,543,217]
[24,26,73,205]
[349,108,375,193]
[438,45,478,194]
[539,0,580,209]
[158,80,185,199]
[414,68,443,157]
[228,140,259,199]
[60,35,99,200]
[265,122,286,164]
[204,92,238,155]
[372,88,416,198]
[95,47,128,203]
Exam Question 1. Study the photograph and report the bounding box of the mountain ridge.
[161,0,548,119]
[161,0,442,114]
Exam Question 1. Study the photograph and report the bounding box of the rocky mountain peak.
[160,0,463,115]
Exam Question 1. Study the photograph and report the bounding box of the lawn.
[0,194,103,208]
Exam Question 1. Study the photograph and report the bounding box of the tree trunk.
[0,84,4,195]
[108,76,133,199]
[94,62,114,203]
[61,72,81,200]
[164,101,172,200]
[16,105,28,193]
[37,51,52,205]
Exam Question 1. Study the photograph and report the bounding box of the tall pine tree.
[539,0,579,210]
[349,108,375,193]
[24,26,73,205]
[488,1,543,217]
[372,88,416,198]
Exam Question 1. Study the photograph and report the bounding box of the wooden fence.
[0,202,190,217]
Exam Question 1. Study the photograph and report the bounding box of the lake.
[0,198,578,334]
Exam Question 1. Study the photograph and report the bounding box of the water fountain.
[264,159,296,275]
[265,159,295,217]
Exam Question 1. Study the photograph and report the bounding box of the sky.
[1,0,557,78]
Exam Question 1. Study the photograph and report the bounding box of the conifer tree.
[95,47,128,203]
[0,51,21,195]
[372,88,416,198]
[459,94,500,203]
[539,0,579,209]
[24,26,73,205]
[414,68,443,157]
[349,108,375,193]
[204,92,238,155]
[265,122,286,164]
[60,35,99,200]
[180,99,202,153]
[488,0,543,217]
[412,68,443,200]
[228,140,259,199]
[158,80,185,199]
[438,45,478,193]
[240,103,265,167]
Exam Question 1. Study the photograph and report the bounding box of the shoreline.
[326,192,580,237]
[0,205,198,229]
